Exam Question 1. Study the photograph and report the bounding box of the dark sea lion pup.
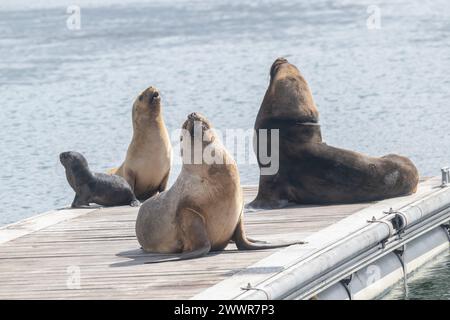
[135,112,304,262]
[60,151,140,208]
[249,57,419,209]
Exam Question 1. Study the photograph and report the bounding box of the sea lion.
[60,151,140,208]
[249,57,419,209]
[135,112,303,262]
[112,86,172,201]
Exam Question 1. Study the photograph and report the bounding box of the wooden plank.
[0,207,99,245]
[0,185,377,299]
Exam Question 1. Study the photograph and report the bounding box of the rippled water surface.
[0,0,449,299]
[382,249,450,300]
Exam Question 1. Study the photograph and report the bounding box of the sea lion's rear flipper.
[144,208,211,264]
[232,218,305,250]
[245,237,268,244]
[143,245,211,264]
[228,237,267,244]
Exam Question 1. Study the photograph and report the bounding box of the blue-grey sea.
[0,0,449,299]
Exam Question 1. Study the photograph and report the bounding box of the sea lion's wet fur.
[113,86,172,201]
[60,151,139,208]
[250,58,419,208]
[135,113,303,262]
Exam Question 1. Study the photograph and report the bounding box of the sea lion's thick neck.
[181,161,238,194]
[257,118,323,144]
[133,112,163,128]
[132,112,165,142]
[68,163,94,187]
[181,140,235,173]
[132,99,162,129]
[292,122,323,143]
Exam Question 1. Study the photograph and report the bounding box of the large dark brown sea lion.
[111,86,172,201]
[60,151,140,208]
[249,57,419,209]
[135,112,303,262]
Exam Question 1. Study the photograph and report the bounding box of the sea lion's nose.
[188,112,199,120]
[149,90,159,103]
[275,57,288,64]
[59,152,68,162]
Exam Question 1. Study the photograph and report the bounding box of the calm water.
[0,0,449,298]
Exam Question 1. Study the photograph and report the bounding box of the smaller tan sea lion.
[112,86,172,201]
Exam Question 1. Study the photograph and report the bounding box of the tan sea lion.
[249,57,419,209]
[135,112,303,262]
[112,86,172,201]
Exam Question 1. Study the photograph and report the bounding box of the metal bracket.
[367,215,395,240]
[441,167,450,187]
[367,217,391,248]
[240,283,271,300]
[394,245,408,299]
[383,208,408,237]
[442,222,450,242]
[367,216,392,228]
[340,274,354,300]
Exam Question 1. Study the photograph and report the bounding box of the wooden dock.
[0,186,371,299]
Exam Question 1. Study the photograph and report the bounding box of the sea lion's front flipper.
[179,208,211,255]
[124,168,137,192]
[130,199,141,207]
[246,198,289,210]
[71,193,90,208]
[144,208,211,264]
[232,218,305,250]
[247,176,289,210]
[158,171,170,193]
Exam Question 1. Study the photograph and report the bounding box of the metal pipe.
[240,222,392,300]
[296,207,450,300]
[240,187,450,300]
[315,227,449,300]
[397,187,450,228]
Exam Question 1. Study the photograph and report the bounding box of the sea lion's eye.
[138,95,143,102]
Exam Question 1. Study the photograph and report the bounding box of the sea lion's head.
[180,112,223,166]
[59,151,93,184]
[270,57,289,79]
[60,151,88,169]
[132,86,162,125]
[257,57,319,126]
[182,112,216,145]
